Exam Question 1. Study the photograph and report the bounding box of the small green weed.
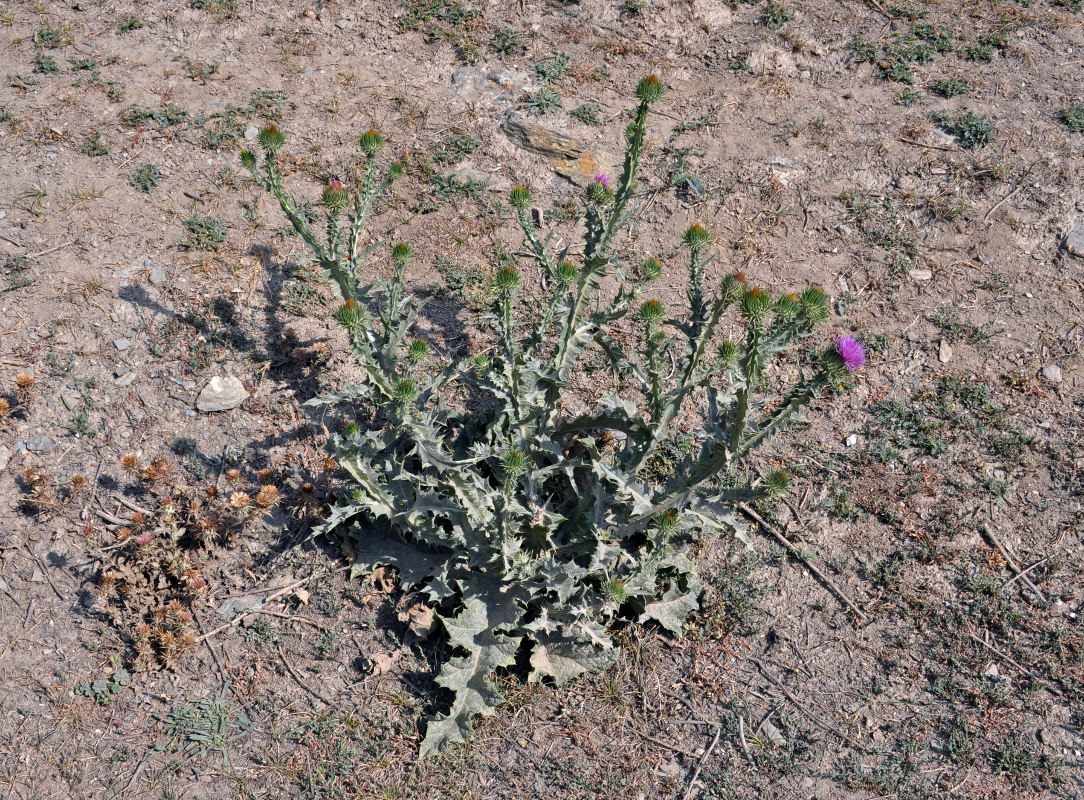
[932,110,993,148]
[129,163,163,193]
[76,668,130,706]
[1058,101,1084,132]
[187,0,238,21]
[570,102,601,125]
[933,77,968,97]
[490,27,524,55]
[764,1,791,28]
[32,55,58,74]
[524,87,562,116]
[896,88,922,106]
[119,103,188,128]
[162,685,253,765]
[533,49,570,83]
[182,215,228,250]
[965,42,995,61]
[80,130,110,157]
[848,34,878,63]
[116,16,143,33]
[69,57,96,71]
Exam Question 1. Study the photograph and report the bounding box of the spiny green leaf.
[639,575,702,634]
[528,632,618,686]
[420,591,524,756]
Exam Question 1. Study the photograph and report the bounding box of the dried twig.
[276,643,333,706]
[983,183,1024,224]
[738,503,867,621]
[681,725,722,800]
[632,729,697,759]
[968,632,1062,697]
[753,660,865,750]
[80,461,104,522]
[980,525,1048,605]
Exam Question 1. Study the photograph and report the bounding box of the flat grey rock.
[149,266,167,285]
[938,339,953,364]
[27,435,54,452]
[0,446,10,472]
[196,375,248,412]
[1065,220,1084,258]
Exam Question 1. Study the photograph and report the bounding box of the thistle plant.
[252,75,863,756]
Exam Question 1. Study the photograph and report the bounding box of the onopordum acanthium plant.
[246,75,864,756]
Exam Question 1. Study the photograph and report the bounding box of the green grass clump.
[129,164,163,193]
[848,34,878,63]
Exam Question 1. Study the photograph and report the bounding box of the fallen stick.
[968,632,1062,697]
[738,503,867,622]
[980,525,1048,605]
[277,643,333,706]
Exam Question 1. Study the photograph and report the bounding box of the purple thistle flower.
[835,336,867,372]
[329,178,343,190]
[593,173,610,190]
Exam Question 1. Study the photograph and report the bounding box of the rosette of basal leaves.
[241,125,403,302]
[304,76,853,757]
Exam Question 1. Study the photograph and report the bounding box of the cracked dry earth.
[1,0,1083,798]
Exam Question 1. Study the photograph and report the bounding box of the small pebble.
[1041,364,1062,384]
[114,339,131,351]
[243,126,259,140]
[115,372,137,387]
[149,266,167,285]
[938,339,953,364]
[908,268,932,281]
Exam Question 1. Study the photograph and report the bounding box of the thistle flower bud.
[719,272,746,304]
[639,298,665,325]
[393,378,417,403]
[509,185,533,209]
[656,510,678,533]
[358,128,384,156]
[322,180,350,213]
[471,353,490,372]
[344,421,360,436]
[392,242,413,267]
[639,258,663,280]
[635,74,666,104]
[495,266,520,294]
[602,579,628,603]
[239,150,257,169]
[406,338,429,364]
[257,124,284,154]
[799,286,829,323]
[553,260,578,284]
[335,298,367,331]
[681,223,711,252]
[774,292,801,321]
[740,287,773,323]
[502,449,526,477]
[586,179,614,206]
[717,339,738,367]
[387,161,404,181]
[763,469,790,498]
